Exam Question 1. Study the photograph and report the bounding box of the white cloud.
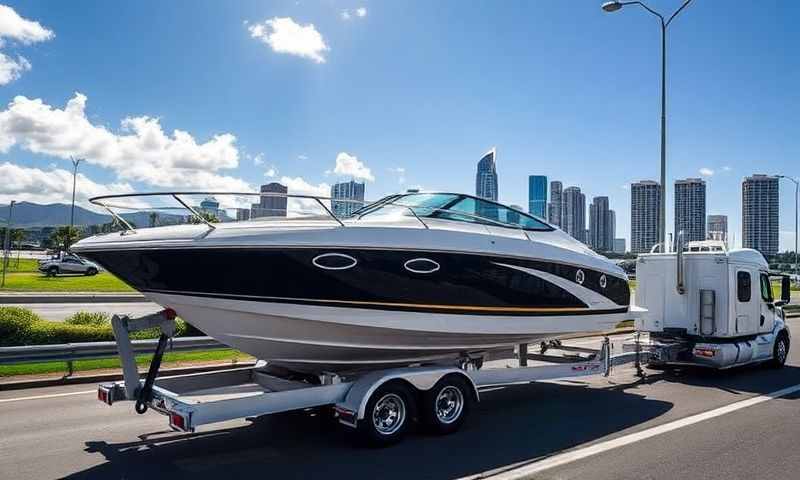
[279,176,331,217]
[722,166,732,172]
[0,162,133,207]
[0,52,29,84]
[340,10,351,20]
[699,167,714,177]
[252,153,264,166]
[0,5,54,45]
[387,166,405,184]
[298,154,308,161]
[0,92,251,191]
[0,5,53,85]
[247,17,329,64]
[355,7,367,17]
[264,167,277,178]
[333,151,374,181]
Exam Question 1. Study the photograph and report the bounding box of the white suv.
[38,254,101,277]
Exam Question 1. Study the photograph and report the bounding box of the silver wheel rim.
[777,340,787,363]
[435,386,464,424]
[372,393,406,435]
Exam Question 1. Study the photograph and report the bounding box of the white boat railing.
[88,191,367,233]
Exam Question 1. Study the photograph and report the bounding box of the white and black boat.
[72,191,632,374]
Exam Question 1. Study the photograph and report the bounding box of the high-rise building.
[331,180,365,218]
[609,210,616,245]
[251,182,288,218]
[707,214,728,243]
[199,197,221,220]
[562,186,586,242]
[674,178,706,247]
[614,238,626,254]
[528,176,547,219]
[589,196,614,251]
[507,204,525,225]
[631,180,662,254]
[548,181,563,227]
[742,174,779,257]
[235,208,250,221]
[475,148,498,201]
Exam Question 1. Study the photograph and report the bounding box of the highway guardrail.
[0,337,224,365]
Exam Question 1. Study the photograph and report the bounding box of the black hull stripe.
[145,289,630,317]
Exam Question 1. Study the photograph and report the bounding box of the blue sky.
[0,1,797,249]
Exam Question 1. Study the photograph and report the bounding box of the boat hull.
[147,291,627,373]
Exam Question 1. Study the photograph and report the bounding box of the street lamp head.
[601,1,623,12]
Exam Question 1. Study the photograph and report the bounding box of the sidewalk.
[0,292,146,303]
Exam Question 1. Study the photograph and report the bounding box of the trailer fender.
[337,367,479,424]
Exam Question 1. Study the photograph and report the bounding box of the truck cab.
[634,241,791,369]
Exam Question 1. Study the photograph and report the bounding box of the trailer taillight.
[170,412,188,431]
[694,347,716,358]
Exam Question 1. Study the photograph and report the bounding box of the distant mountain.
[0,202,184,228]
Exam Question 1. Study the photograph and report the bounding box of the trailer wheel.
[421,376,471,435]
[358,383,414,446]
[769,332,790,368]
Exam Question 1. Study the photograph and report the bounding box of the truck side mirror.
[781,276,791,304]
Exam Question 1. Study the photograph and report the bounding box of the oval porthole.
[575,269,585,285]
[599,274,607,289]
[404,258,440,274]
[312,253,357,271]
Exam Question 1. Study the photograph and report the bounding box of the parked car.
[38,254,101,276]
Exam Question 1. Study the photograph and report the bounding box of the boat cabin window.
[386,193,553,231]
[737,271,751,302]
[760,273,773,303]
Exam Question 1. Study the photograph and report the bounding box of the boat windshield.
[358,193,553,231]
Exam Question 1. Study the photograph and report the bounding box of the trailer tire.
[358,382,414,447]
[769,332,790,369]
[421,375,471,435]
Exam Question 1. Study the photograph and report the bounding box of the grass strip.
[0,271,134,292]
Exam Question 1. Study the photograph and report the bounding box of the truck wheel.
[85,267,98,276]
[421,376,471,435]
[358,383,414,447]
[47,266,59,277]
[769,332,790,368]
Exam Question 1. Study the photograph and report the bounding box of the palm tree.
[188,212,219,224]
[50,226,80,252]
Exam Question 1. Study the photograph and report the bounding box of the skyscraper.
[331,180,366,218]
[589,196,614,251]
[475,148,498,201]
[742,174,779,257]
[614,238,626,254]
[631,180,661,254]
[562,186,586,242]
[707,215,728,243]
[251,182,288,218]
[527,175,547,219]
[548,181,563,227]
[674,178,706,246]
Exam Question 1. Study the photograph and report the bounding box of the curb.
[0,361,257,391]
[0,293,147,304]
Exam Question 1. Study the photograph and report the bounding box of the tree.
[49,226,80,252]
[188,212,219,224]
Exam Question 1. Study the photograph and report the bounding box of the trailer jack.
[135,333,171,414]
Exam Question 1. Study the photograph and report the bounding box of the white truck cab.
[635,241,791,369]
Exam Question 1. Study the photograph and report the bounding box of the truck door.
[734,270,757,335]
[758,272,775,333]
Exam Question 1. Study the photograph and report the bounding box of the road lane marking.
[0,389,95,403]
[476,382,800,479]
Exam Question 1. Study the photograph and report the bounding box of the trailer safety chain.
[135,333,171,414]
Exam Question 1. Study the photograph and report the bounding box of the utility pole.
[1,200,16,288]
[68,156,84,251]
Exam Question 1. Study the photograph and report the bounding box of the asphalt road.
[1,321,800,480]
[0,302,161,321]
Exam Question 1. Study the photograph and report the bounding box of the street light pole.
[1,200,16,288]
[602,0,694,248]
[68,157,84,251]
[777,175,799,280]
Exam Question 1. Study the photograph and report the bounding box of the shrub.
[65,311,111,326]
[0,307,43,346]
[1,310,204,346]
